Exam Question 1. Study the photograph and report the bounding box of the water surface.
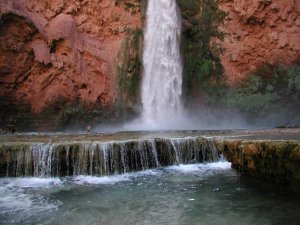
[1,161,299,225]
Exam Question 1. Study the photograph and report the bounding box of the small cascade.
[32,143,53,177]
[0,137,220,177]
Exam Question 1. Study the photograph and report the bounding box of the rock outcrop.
[216,139,300,191]
[0,0,142,114]
[218,0,300,84]
[1,129,299,191]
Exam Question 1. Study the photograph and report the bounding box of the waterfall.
[141,0,183,125]
[0,137,220,177]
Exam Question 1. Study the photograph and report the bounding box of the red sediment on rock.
[218,0,300,85]
[0,0,142,113]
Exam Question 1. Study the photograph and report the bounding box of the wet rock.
[0,137,219,177]
[216,139,300,191]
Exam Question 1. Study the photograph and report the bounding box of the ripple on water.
[1,161,300,225]
[0,178,63,223]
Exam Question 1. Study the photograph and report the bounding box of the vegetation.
[0,96,34,131]
[177,0,226,102]
[118,28,143,99]
[41,96,117,129]
[177,0,300,125]
[116,28,143,120]
[116,0,147,17]
[224,60,300,124]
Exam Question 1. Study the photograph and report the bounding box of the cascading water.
[0,137,220,177]
[141,0,183,125]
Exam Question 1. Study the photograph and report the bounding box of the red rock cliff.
[1,0,299,127]
[0,0,142,113]
[218,0,300,84]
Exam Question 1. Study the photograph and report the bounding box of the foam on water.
[70,161,231,186]
[165,161,231,173]
[1,160,297,225]
[0,178,61,222]
[0,187,33,212]
[73,169,159,185]
[70,162,230,186]
[2,177,63,188]
[73,175,131,185]
[0,161,230,223]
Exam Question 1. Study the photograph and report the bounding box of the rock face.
[218,0,300,84]
[216,139,300,191]
[1,0,299,129]
[0,0,142,114]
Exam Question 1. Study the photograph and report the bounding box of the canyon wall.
[0,0,299,130]
[218,0,300,84]
[0,0,142,129]
[178,0,300,125]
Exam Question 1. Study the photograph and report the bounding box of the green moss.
[124,2,136,8]
[178,0,226,102]
[116,28,143,119]
[118,0,147,17]
[177,0,199,16]
[224,61,300,123]
[220,140,300,189]
[118,28,142,98]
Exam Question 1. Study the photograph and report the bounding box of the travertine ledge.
[215,139,300,191]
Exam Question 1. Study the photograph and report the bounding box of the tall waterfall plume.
[141,0,183,126]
